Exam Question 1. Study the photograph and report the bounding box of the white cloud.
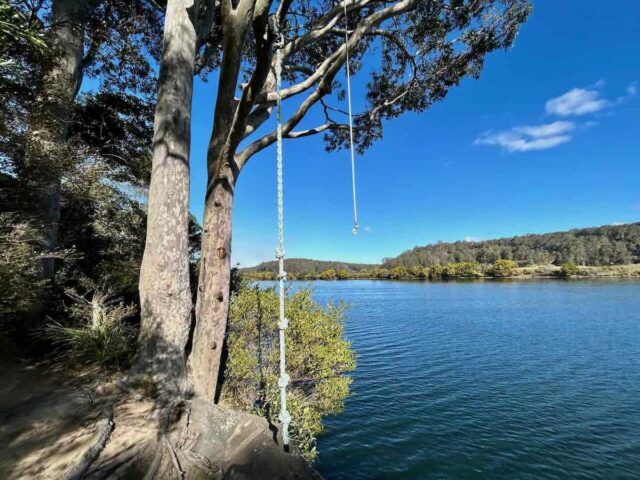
[474,121,574,152]
[464,236,482,243]
[362,225,372,232]
[545,87,609,116]
[514,121,575,138]
[475,81,636,153]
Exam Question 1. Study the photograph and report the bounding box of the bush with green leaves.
[220,285,356,461]
[409,265,428,278]
[491,259,518,277]
[389,266,409,279]
[560,262,581,277]
[428,264,444,280]
[44,290,137,370]
[443,262,482,279]
[0,215,45,351]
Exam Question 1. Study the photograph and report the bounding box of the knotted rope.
[274,31,291,447]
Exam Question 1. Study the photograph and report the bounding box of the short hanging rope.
[343,0,359,234]
[274,34,291,447]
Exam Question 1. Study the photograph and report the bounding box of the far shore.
[242,263,640,282]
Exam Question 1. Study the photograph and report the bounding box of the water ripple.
[301,280,640,480]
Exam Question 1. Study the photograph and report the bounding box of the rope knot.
[278,409,291,425]
[278,373,290,389]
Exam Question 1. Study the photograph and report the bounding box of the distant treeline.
[246,261,496,280]
[384,223,640,268]
[244,258,376,275]
[242,223,640,280]
[242,260,640,281]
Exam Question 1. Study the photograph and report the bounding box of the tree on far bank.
[491,259,517,277]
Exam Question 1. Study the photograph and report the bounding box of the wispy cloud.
[476,81,636,153]
[626,81,637,97]
[545,87,609,116]
[475,121,574,152]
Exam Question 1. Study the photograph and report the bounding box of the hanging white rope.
[343,0,359,234]
[274,36,291,447]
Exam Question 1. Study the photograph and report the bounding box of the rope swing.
[343,0,359,235]
[273,0,359,449]
[274,35,291,447]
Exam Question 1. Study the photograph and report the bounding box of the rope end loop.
[352,223,359,235]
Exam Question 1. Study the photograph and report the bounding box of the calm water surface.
[284,280,640,479]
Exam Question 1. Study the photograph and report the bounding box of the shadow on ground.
[0,362,322,479]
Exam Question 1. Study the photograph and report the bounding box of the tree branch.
[286,123,349,138]
[237,0,420,168]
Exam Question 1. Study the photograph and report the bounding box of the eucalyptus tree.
[135,0,200,394]
[14,0,162,317]
[179,0,532,400]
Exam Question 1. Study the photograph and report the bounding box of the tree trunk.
[189,7,251,402]
[190,168,235,402]
[136,0,198,393]
[22,0,93,307]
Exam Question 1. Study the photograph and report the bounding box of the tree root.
[85,445,145,480]
[164,437,184,480]
[144,399,185,480]
[65,403,114,480]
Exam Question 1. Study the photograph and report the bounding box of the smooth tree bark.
[136,0,199,393]
[22,0,96,301]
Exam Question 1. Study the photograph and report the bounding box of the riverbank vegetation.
[244,262,640,281]
[221,284,356,461]
[243,223,640,281]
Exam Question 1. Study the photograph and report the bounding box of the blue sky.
[189,0,640,267]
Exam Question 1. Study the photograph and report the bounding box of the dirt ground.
[0,362,321,479]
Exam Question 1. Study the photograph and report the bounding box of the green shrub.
[491,259,518,277]
[375,268,391,279]
[409,266,428,278]
[443,262,481,278]
[389,266,409,279]
[0,215,45,338]
[560,262,581,277]
[44,290,137,370]
[318,269,336,280]
[221,285,356,461]
[335,269,350,280]
[428,264,445,279]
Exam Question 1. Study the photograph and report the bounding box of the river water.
[288,280,640,479]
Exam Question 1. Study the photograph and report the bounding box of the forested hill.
[243,258,377,274]
[243,223,640,277]
[384,223,640,268]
